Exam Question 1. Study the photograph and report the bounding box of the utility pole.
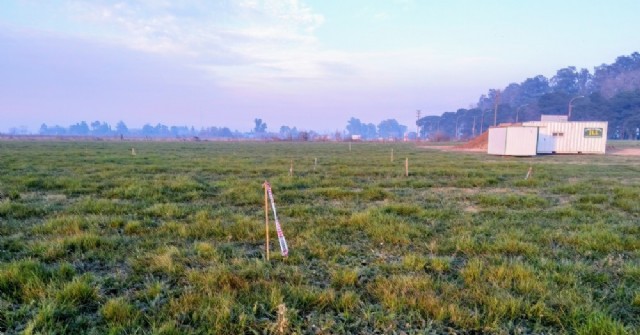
[455,113,464,140]
[472,116,476,137]
[416,110,421,141]
[493,90,501,126]
[516,104,529,123]
[568,96,584,120]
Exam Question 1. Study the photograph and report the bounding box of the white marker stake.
[525,166,533,180]
[265,182,289,257]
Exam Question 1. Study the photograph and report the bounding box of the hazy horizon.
[2,1,640,133]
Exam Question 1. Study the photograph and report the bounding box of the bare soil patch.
[418,132,489,152]
[607,147,640,156]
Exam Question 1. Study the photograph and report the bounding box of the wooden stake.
[391,149,394,162]
[289,160,293,177]
[131,148,136,156]
[276,303,288,333]
[349,142,352,152]
[264,181,270,261]
[405,157,409,177]
[314,157,317,171]
[525,166,533,180]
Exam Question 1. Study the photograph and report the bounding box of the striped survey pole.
[264,181,289,258]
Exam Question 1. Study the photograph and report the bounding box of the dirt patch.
[418,144,485,153]
[608,147,640,156]
[464,205,480,213]
[421,138,640,156]
[456,131,489,150]
[418,132,489,153]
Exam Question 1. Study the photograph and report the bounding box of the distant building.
[488,116,608,156]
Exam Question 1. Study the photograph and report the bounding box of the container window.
[552,132,564,137]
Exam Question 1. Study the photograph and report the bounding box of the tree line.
[36,117,412,141]
[38,121,240,139]
[418,52,640,140]
[345,118,408,140]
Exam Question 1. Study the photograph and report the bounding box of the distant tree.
[254,118,267,133]
[298,131,309,141]
[154,124,170,137]
[477,89,501,111]
[220,127,234,138]
[416,115,441,138]
[346,117,363,136]
[577,68,593,94]
[590,52,640,97]
[170,126,191,137]
[432,51,640,140]
[90,121,111,135]
[519,75,551,102]
[53,125,66,135]
[91,121,101,133]
[40,123,66,135]
[599,69,640,98]
[279,126,292,140]
[537,92,571,116]
[200,126,235,138]
[377,119,407,140]
[69,121,90,135]
[501,83,523,106]
[278,126,298,140]
[363,123,377,139]
[9,126,28,135]
[141,124,155,136]
[346,118,378,139]
[438,112,457,137]
[116,121,129,135]
[334,130,343,141]
[551,66,581,95]
[609,90,640,139]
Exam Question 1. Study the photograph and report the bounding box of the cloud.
[59,0,328,84]
[3,0,508,133]
[9,1,488,91]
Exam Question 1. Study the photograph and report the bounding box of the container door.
[537,132,554,153]
[488,128,507,155]
[505,127,538,156]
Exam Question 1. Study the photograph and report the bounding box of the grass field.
[1,140,639,334]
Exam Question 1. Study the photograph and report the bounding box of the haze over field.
[2,1,640,133]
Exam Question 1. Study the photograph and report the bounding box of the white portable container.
[488,126,539,156]
[523,121,608,154]
[540,115,568,122]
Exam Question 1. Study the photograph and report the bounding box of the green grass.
[0,140,639,334]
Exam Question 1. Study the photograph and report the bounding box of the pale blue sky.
[1,0,639,133]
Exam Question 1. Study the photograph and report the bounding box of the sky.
[2,0,640,133]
